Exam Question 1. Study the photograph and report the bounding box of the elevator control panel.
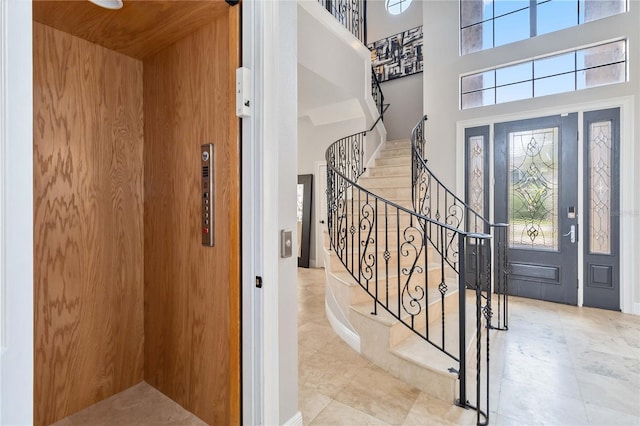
[201,144,214,246]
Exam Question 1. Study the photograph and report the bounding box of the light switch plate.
[281,229,292,258]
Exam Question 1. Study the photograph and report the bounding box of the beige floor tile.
[301,349,369,398]
[613,321,640,349]
[500,334,574,368]
[497,377,589,425]
[494,412,543,425]
[564,327,638,359]
[584,400,640,425]
[502,356,582,399]
[333,364,420,425]
[402,393,476,426]
[570,348,640,389]
[298,267,640,426]
[577,371,640,417]
[300,389,333,425]
[310,400,392,426]
[52,382,206,426]
[299,321,340,353]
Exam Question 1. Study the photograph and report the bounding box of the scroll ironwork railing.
[326,127,497,425]
[411,115,509,331]
[317,0,366,44]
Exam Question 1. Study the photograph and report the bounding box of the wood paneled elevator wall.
[32,2,240,425]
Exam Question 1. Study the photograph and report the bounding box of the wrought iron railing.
[371,65,385,120]
[326,127,499,425]
[411,115,509,332]
[317,0,366,44]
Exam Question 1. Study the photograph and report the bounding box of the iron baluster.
[457,233,467,408]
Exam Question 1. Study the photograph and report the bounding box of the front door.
[494,114,579,305]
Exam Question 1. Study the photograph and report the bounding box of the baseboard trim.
[325,298,361,354]
[283,411,303,426]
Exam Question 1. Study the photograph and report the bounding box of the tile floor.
[298,267,640,425]
[51,382,206,426]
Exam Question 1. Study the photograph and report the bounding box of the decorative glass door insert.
[508,127,559,250]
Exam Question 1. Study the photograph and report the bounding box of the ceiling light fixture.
[88,0,123,10]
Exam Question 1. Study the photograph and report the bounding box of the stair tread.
[391,290,481,369]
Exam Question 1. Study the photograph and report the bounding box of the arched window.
[386,0,412,15]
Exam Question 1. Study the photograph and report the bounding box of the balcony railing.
[317,0,366,44]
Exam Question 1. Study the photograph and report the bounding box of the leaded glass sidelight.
[508,128,559,250]
[467,136,485,217]
[589,121,612,254]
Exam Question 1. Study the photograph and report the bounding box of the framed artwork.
[368,25,423,83]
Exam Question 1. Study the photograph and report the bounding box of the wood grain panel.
[33,23,145,426]
[33,0,230,60]
[143,7,240,425]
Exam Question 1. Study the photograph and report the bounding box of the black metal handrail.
[317,0,366,44]
[326,130,495,425]
[371,65,385,120]
[411,116,509,332]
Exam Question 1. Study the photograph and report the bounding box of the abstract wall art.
[368,25,423,83]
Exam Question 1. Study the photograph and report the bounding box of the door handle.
[563,225,576,244]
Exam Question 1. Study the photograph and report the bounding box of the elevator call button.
[201,144,214,246]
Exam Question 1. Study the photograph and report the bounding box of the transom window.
[461,40,627,109]
[460,0,628,55]
[386,0,412,15]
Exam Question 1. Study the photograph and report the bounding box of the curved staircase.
[323,119,510,425]
[303,1,510,423]
[324,137,464,399]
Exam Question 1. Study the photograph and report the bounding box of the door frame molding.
[242,1,301,424]
[314,160,327,269]
[456,96,636,314]
[241,1,264,424]
[0,0,34,423]
[0,0,5,355]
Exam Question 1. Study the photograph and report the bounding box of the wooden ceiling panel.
[33,0,231,59]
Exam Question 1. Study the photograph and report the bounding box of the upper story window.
[386,0,413,15]
[460,0,628,55]
[460,39,627,109]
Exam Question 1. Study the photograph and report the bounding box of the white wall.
[298,0,389,270]
[0,0,34,423]
[298,115,366,266]
[423,1,640,311]
[367,0,424,140]
[267,1,300,423]
[243,1,301,424]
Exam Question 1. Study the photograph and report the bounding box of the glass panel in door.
[495,114,578,305]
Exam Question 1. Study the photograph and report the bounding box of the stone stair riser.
[379,147,412,158]
[384,139,411,149]
[349,305,458,402]
[358,176,411,189]
[375,156,412,167]
[367,165,411,177]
